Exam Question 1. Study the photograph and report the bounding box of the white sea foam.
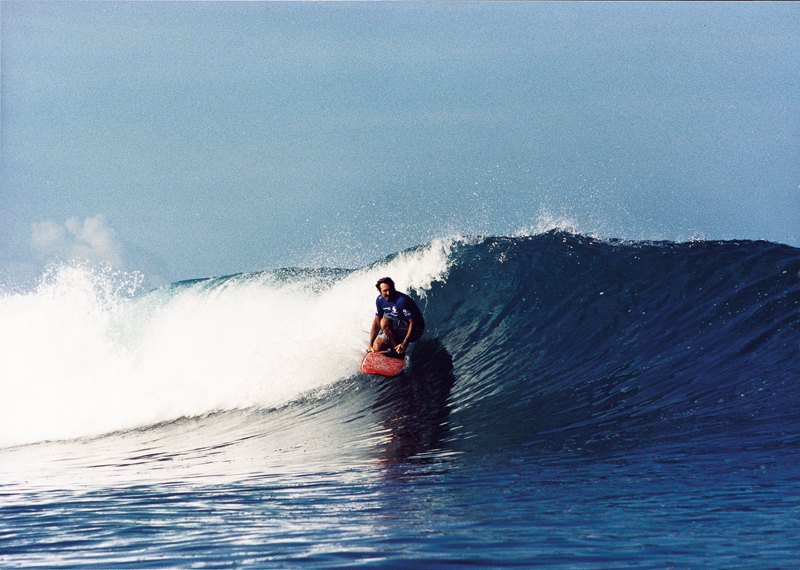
[0,242,456,448]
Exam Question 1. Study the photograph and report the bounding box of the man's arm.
[397,318,415,354]
[368,315,381,351]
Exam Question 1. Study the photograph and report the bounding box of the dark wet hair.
[376,277,395,291]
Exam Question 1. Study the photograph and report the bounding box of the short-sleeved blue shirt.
[375,292,425,328]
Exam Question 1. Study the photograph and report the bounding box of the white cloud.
[31,214,125,268]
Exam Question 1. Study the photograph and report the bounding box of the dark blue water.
[1,232,798,568]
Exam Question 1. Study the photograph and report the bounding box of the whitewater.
[1,231,797,568]
[0,239,454,447]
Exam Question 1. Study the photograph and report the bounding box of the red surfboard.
[360,351,408,377]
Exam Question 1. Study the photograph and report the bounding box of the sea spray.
[0,264,144,445]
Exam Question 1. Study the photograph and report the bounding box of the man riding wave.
[368,277,425,355]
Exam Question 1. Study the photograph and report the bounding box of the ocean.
[1,231,797,569]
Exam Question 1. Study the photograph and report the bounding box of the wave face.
[1,232,798,568]
[422,232,798,458]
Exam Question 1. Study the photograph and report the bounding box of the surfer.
[368,277,425,355]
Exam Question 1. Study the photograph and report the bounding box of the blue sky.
[2,2,798,287]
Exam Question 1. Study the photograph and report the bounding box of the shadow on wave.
[368,338,457,467]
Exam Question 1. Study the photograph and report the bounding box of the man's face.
[380,283,393,301]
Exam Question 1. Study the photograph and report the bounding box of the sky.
[2,1,798,288]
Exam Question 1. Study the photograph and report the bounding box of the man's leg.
[372,335,391,352]
[379,318,404,349]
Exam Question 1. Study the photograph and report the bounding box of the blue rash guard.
[375,292,425,341]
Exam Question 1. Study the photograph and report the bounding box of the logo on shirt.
[382,305,401,320]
